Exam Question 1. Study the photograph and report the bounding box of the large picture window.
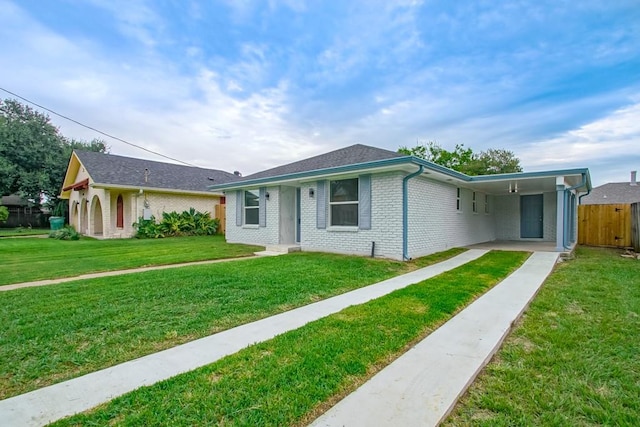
[330,178,358,226]
[244,190,259,225]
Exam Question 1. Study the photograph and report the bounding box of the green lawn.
[51,251,528,427]
[444,247,640,426]
[0,227,49,237]
[0,235,263,285]
[0,249,463,400]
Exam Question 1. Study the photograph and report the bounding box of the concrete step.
[254,245,301,257]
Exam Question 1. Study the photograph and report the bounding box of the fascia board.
[90,183,224,196]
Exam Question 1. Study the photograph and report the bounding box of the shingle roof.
[74,151,239,192]
[581,182,640,205]
[1,194,29,206]
[239,144,406,181]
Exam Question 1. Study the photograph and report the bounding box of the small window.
[330,178,358,226]
[472,192,477,213]
[456,188,461,211]
[484,194,489,214]
[244,190,259,225]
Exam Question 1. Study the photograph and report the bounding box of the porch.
[466,240,575,259]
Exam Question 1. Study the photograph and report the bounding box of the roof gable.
[71,151,239,193]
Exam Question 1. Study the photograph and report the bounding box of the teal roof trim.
[469,168,590,182]
[470,167,592,191]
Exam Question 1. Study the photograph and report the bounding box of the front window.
[244,190,259,225]
[330,178,358,226]
[472,192,477,213]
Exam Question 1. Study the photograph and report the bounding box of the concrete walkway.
[0,256,261,292]
[310,251,559,427]
[0,250,488,427]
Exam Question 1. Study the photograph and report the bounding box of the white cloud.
[2,0,638,189]
[520,101,640,167]
[87,0,164,48]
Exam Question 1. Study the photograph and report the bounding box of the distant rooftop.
[581,171,640,205]
[74,150,239,192]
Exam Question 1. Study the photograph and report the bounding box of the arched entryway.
[70,201,79,230]
[80,199,89,234]
[91,196,103,236]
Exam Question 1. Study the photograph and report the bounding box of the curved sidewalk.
[0,250,488,427]
[310,251,559,427]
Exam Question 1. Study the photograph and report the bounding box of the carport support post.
[555,177,566,252]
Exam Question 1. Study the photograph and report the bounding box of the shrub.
[0,205,8,223]
[49,225,80,240]
[133,209,219,239]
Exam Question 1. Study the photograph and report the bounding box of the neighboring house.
[209,144,591,261]
[580,171,640,205]
[60,151,238,238]
[0,194,46,228]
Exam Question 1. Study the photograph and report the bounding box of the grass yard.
[0,248,463,400]
[0,235,263,285]
[0,227,49,237]
[444,247,640,426]
[51,251,528,427]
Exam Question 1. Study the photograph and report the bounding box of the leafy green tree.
[0,205,8,223]
[0,98,108,205]
[465,148,523,175]
[398,141,522,175]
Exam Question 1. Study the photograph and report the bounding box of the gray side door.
[520,194,543,238]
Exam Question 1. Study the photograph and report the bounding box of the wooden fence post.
[632,202,640,252]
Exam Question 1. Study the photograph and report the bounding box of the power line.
[0,87,197,167]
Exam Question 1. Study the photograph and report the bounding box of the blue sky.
[1,0,639,186]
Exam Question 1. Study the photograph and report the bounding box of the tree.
[465,148,523,175]
[0,98,108,205]
[0,205,8,223]
[398,141,522,175]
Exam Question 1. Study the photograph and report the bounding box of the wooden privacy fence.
[632,202,640,252]
[578,204,631,248]
[214,204,226,235]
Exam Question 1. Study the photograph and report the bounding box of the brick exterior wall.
[225,187,281,246]
[407,177,496,259]
[301,172,404,259]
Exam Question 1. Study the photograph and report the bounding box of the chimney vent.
[631,171,637,186]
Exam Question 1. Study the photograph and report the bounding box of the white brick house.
[60,151,237,238]
[212,144,591,261]
[209,144,591,260]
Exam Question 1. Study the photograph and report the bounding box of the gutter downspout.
[578,187,591,205]
[563,172,587,249]
[403,165,424,261]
